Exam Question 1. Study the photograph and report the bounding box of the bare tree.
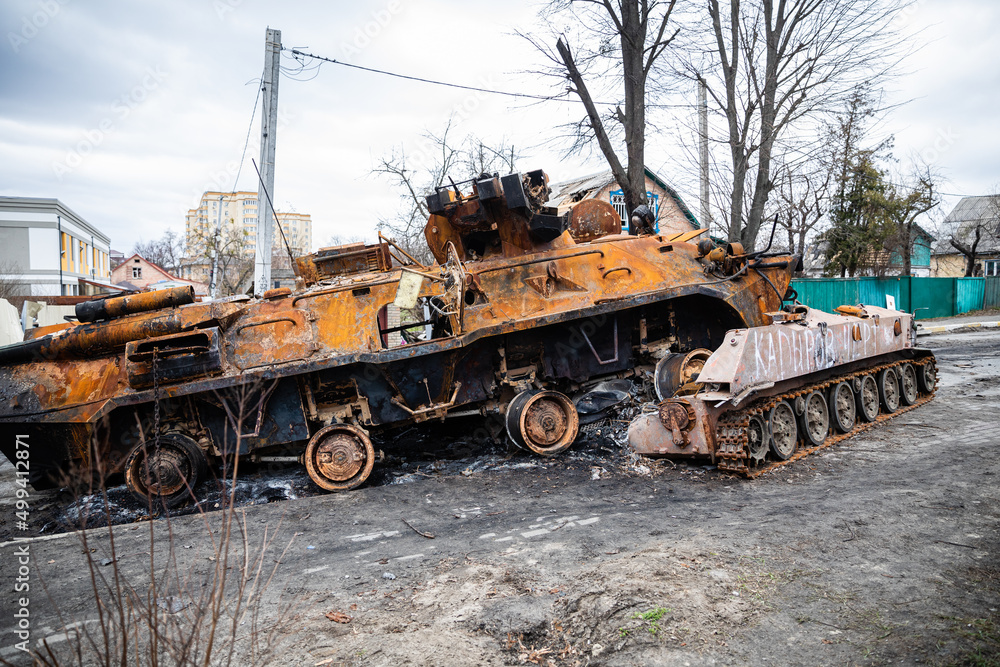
[374,118,524,263]
[133,230,185,274]
[949,192,1000,277]
[188,226,254,296]
[0,259,28,311]
[325,233,369,248]
[772,162,831,257]
[521,1,678,223]
[883,163,939,276]
[671,0,909,250]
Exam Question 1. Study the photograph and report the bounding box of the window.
[609,190,660,230]
[132,266,142,279]
[986,260,999,277]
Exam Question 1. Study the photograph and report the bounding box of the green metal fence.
[789,276,988,319]
[986,276,1000,309]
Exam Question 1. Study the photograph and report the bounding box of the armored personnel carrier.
[627,304,937,475]
[0,169,796,506]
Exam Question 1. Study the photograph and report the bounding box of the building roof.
[0,196,110,244]
[117,253,178,280]
[933,195,1000,254]
[546,166,700,228]
[911,223,935,243]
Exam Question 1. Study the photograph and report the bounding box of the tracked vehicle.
[627,304,937,475]
[0,169,796,505]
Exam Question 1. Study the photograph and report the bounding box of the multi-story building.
[0,197,113,296]
[275,211,312,256]
[184,191,313,262]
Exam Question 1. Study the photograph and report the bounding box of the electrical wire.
[230,66,265,199]
[284,47,695,108]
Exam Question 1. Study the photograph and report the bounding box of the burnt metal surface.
[0,167,797,496]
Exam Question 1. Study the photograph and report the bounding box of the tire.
[917,360,937,393]
[304,424,375,492]
[123,432,208,509]
[856,375,880,423]
[769,401,798,460]
[800,391,830,447]
[505,390,579,456]
[746,414,769,463]
[878,367,900,413]
[899,364,918,406]
[829,382,857,433]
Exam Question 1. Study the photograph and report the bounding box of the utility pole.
[698,79,710,231]
[209,193,223,298]
[253,27,281,297]
[57,215,63,296]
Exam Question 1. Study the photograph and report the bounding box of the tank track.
[715,357,936,478]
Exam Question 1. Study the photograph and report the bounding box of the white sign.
[885,294,896,310]
[393,270,425,310]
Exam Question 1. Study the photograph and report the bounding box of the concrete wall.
[932,253,966,277]
[0,299,22,346]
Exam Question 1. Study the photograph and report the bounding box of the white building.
[0,197,113,296]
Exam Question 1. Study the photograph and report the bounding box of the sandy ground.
[0,330,998,666]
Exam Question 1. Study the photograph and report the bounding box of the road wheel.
[856,375,880,423]
[878,367,900,413]
[917,360,937,393]
[899,364,919,406]
[830,382,856,433]
[769,401,798,460]
[746,414,769,463]
[124,432,208,508]
[800,391,830,447]
[304,424,375,492]
[505,390,579,456]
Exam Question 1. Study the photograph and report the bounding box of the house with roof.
[111,254,209,295]
[802,224,936,277]
[931,195,1000,277]
[546,167,699,235]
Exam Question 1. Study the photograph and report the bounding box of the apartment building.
[184,191,312,258]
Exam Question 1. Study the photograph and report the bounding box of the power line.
[230,66,265,199]
[284,47,695,109]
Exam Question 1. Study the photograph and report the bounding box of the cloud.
[1,0,994,252]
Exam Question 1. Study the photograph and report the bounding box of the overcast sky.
[0,0,996,254]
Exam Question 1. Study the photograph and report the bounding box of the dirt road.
[1,330,998,666]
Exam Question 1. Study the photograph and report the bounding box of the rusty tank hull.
[0,168,797,505]
[627,304,937,476]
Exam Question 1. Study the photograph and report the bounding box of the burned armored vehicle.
[0,169,796,506]
[627,304,937,475]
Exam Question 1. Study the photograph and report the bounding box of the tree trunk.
[901,222,912,276]
[556,38,638,215]
[950,229,981,278]
[619,2,648,218]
